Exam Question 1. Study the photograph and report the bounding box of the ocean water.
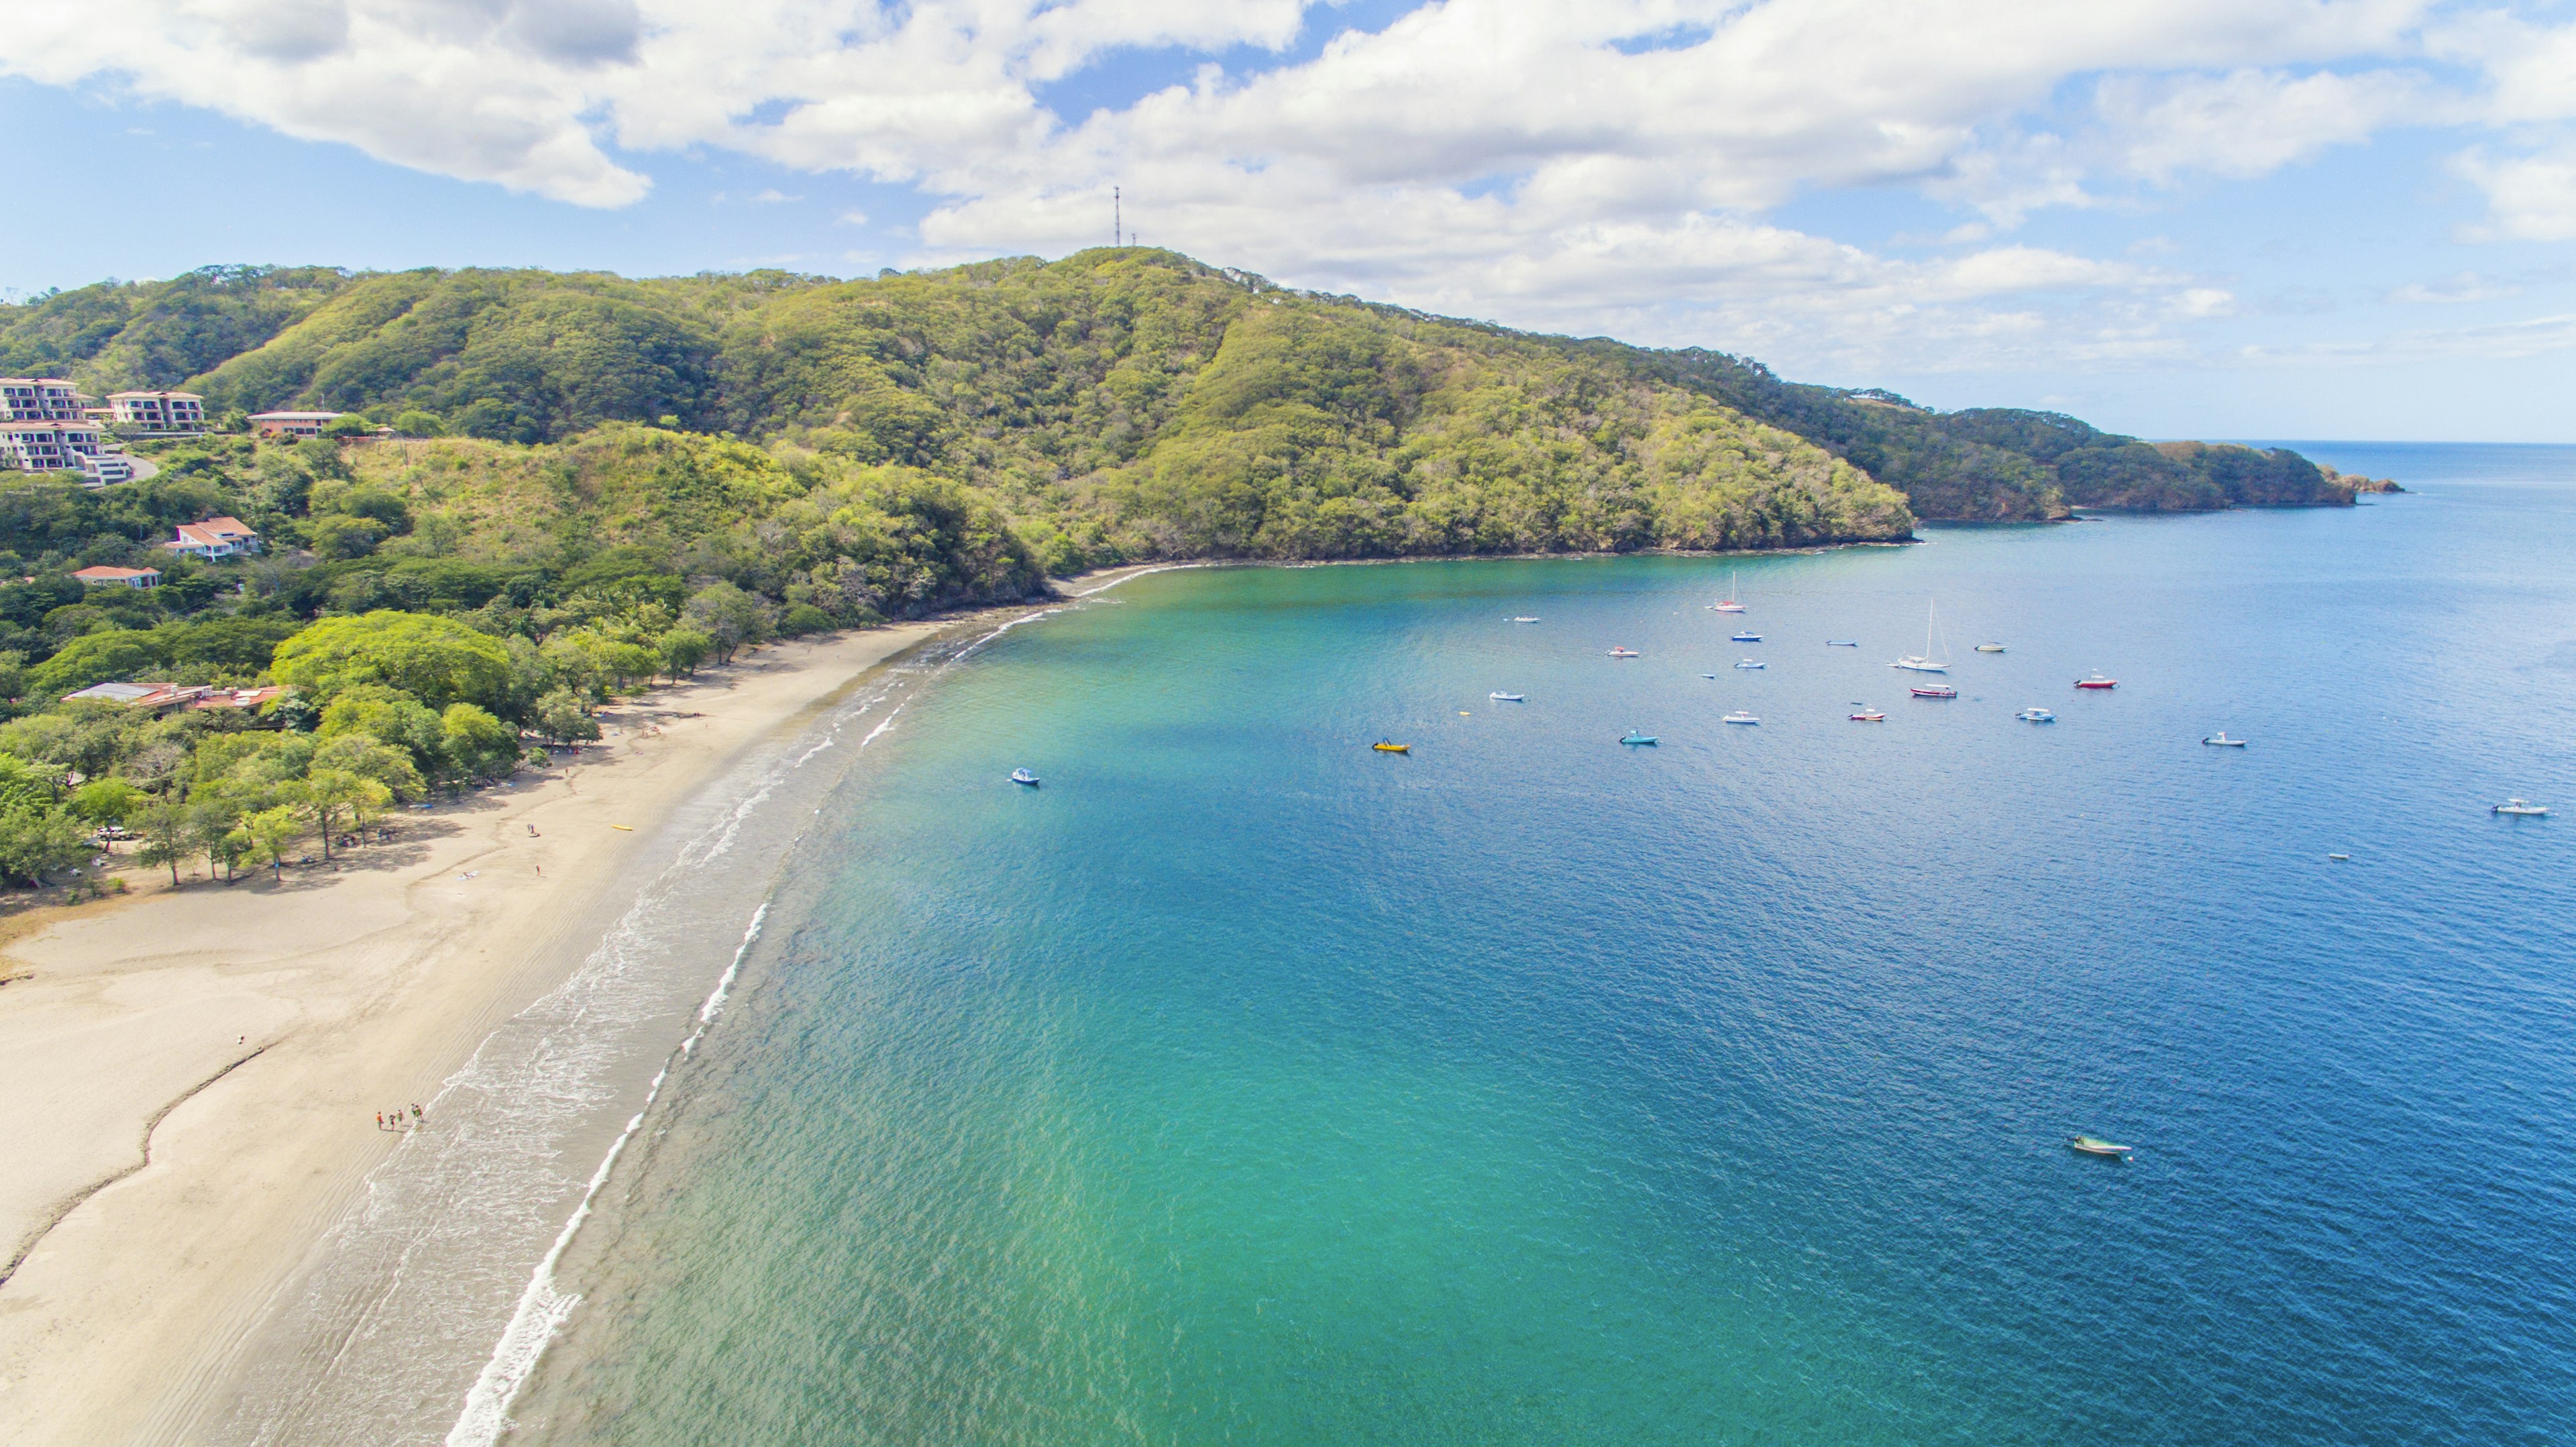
[500,445,2576,1446]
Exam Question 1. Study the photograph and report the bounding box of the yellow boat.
[1373,741,1410,753]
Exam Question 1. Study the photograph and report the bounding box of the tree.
[297,769,391,861]
[683,582,767,665]
[237,805,303,883]
[271,610,516,713]
[127,791,193,886]
[68,776,144,825]
[319,684,445,778]
[439,703,521,784]
[0,806,93,888]
[531,688,601,747]
[193,796,250,883]
[311,733,426,802]
[659,627,711,680]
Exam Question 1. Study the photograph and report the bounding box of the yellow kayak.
[1373,741,1411,753]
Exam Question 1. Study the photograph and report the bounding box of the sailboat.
[1892,600,1950,674]
[1711,570,1746,613]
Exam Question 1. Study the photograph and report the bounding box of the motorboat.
[2494,798,2550,816]
[2017,708,2055,722]
[1827,639,1859,647]
[1893,599,1951,673]
[1722,710,1759,725]
[1620,730,1659,745]
[1734,658,1766,669]
[2203,733,2247,747]
[1010,768,1040,786]
[2328,853,2351,861]
[1976,643,2007,653]
[1911,685,1957,699]
[1373,741,1410,753]
[1510,616,1541,623]
[1489,691,1526,702]
[2075,674,2118,690]
[1731,631,1762,643]
[2068,1136,2133,1160]
[1608,646,1641,658]
[1849,710,1885,722]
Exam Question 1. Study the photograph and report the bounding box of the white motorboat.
[1010,768,1040,786]
[2203,733,2247,747]
[1509,616,1540,623]
[1490,691,1526,702]
[2018,708,2055,722]
[2494,798,2550,816]
[1893,599,1951,673]
[1734,658,1766,669]
[1607,646,1641,658]
[1722,710,1759,725]
[1827,639,1859,647]
[1976,643,2007,653]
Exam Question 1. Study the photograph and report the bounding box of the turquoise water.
[511,447,2576,1445]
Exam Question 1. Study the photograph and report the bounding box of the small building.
[248,411,343,439]
[0,378,83,421]
[1,419,107,472]
[72,565,161,588]
[189,685,284,712]
[81,453,135,487]
[164,515,261,558]
[107,390,206,435]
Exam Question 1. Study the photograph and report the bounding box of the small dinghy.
[1849,710,1884,722]
[1607,646,1641,658]
[1911,685,1957,698]
[2069,1136,2133,1161]
[1731,631,1762,643]
[2328,853,2352,861]
[1509,616,1541,623]
[2494,798,2549,816]
[1620,730,1659,746]
[2204,733,2247,747]
[1722,710,1759,725]
[1489,691,1526,702]
[1734,658,1766,669]
[1827,639,1859,647]
[2018,707,2055,722]
[1010,768,1040,786]
[1373,741,1410,753]
[1976,643,2007,653]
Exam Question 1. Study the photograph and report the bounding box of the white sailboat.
[1712,570,1746,613]
[1892,600,1950,674]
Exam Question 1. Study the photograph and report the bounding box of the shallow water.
[505,446,2576,1446]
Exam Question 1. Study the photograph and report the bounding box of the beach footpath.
[0,624,936,1447]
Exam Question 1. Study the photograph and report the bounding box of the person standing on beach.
[376,1112,384,1130]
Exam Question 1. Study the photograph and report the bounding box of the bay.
[504,444,2576,1446]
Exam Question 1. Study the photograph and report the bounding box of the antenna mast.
[1114,186,1122,248]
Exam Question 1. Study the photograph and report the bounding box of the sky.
[7,0,2576,441]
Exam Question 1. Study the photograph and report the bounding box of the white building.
[163,516,261,558]
[249,410,343,439]
[80,453,135,487]
[108,390,205,435]
[0,378,83,421]
[1,419,106,472]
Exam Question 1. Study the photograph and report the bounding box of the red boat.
[1911,686,1957,698]
[2074,674,2118,690]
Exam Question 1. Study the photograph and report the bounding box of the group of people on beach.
[376,1104,423,1132]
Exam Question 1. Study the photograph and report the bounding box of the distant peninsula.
[1,252,2366,596]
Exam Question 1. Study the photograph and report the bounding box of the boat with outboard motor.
[1734,658,1765,669]
[1373,741,1410,753]
[2069,1136,2133,1160]
[1722,710,1759,725]
[2076,674,2118,690]
[1620,729,1659,745]
[1607,646,1641,658]
[1010,768,1040,786]
[2017,708,2054,722]
[1911,685,1957,699]
[1490,691,1526,702]
[2494,798,2550,816]
[2204,733,2247,747]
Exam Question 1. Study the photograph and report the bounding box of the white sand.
[0,625,938,1446]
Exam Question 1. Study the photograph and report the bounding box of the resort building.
[107,390,206,435]
[1,419,107,472]
[60,682,283,712]
[248,410,344,439]
[164,515,262,558]
[80,453,136,487]
[0,378,83,421]
[71,565,161,588]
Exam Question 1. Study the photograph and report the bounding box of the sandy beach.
[0,623,939,1446]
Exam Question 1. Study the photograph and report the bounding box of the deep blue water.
[510,445,2576,1445]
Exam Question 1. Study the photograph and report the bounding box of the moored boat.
[2017,707,2054,722]
[1976,643,2006,653]
[1620,730,1659,745]
[1711,569,1746,612]
[2493,798,2550,816]
[1734,658,1765,669]
[1373,741,1410,753]
[2069,1136,2133,1160]
[1894,600,1951,673]
[1010,768,1040,786]
[1849,710,1884,722]
[1828,639,1859,647]
[2076,674,2118,690]
[1490,691,1526,702]
[1510,616,1540,623]
[1722,710,1759,725]
[2204,733,2247,747]
[1608,646,1641,658]
[1911,685,1957,698]
[1731,631,1762,643]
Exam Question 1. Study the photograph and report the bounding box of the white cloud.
[2452,143,2576,240]
[2387,270,2520,303]
[2098,67,2430,182]
[752,189,801,203]
[2240,311,2576,363]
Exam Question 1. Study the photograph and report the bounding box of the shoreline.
[0,622,949,1446]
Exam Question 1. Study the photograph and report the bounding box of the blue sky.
[9,1,2576,442]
